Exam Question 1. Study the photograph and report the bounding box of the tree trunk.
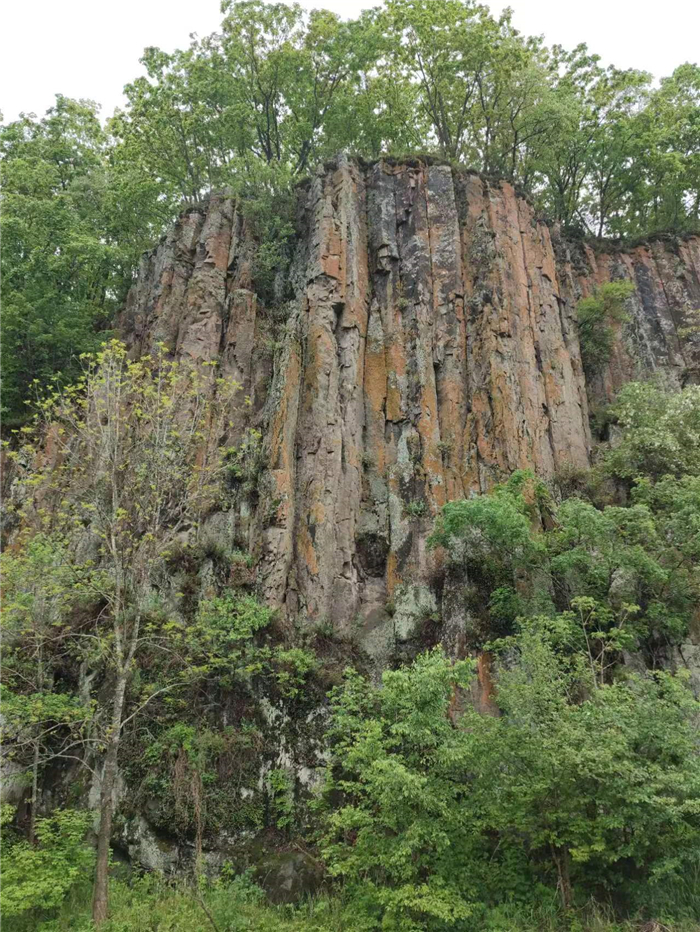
[29,740,40,845]
[92,675,127,925]
[30,652,44,845]
[552,845,573,910]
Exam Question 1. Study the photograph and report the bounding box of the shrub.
[604,381,700,479]
[577,280,634,376]
[321,638,700,921]
[0,808,94,920]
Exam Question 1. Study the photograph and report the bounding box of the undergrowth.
[5,873,699,932]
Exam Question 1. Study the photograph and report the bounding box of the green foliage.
[322,638,700,924]
[3,6,700,926]
[107,1,700,242]
[0,534,95,826]
[604,381,700,479]
[0,872,349,932]
[2,4,699,421]
[0,808,94,919]
[135,721,266,840]
[0,97,168,425]
[272,645,319,698]
[484,626,700,907]
[577,280,635,376]
[429,470,547,581]
[403,498,427,518]
[225,428,265,491]
[267,767,296,832]
[4,872,700,932]
[431,441,700,649]
[396,379,700,917]
[321,651,478,929]
[175,591,317,696]
[176,592,272,686]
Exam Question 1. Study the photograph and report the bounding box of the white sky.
[2,0,698,124]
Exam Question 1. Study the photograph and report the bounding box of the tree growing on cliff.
[576,280,634,378]
[4,2,700,426]
[10,341,238,923]
[604,380,700,480]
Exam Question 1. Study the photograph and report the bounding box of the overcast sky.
[2,0,698,124]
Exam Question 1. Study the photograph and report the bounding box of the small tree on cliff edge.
[7,341,238,924]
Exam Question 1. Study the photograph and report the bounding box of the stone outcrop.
[556,233,700,404]
[120,157,700,648]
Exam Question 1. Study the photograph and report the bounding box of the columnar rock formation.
[120,156,700,650]
[559,234,700,403]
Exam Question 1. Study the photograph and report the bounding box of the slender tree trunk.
[30,652,44,845]
[552,845,573,910]
[92,674,127,926]
[29,739,40,845]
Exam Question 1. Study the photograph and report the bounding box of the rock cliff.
[120,157,700,655]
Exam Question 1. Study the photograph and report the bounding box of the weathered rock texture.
[120,157,700,650]
[556,233,700,403]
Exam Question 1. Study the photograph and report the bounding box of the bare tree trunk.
[552,844,573,911]
[92,674,127,926]
[29,740,40,845]
[30,652,44,845]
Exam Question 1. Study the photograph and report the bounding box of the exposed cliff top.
[147,156,700,266]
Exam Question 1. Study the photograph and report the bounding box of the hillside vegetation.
[3,348,700,929]
[2,0,700,422]
[1,2,700,930]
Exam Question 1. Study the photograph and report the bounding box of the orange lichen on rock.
[119,158,700,634]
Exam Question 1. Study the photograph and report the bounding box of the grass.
[5,871,700,932]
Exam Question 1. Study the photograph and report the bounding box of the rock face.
[556,233,700,404]
[120,157,700,646]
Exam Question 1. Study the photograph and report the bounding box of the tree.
[11,341,238,923]
[482,623,700,909]
[0,807,94,921]
[322,635,700,920]
[429,431,700,654]
[429,470,546,572]
[605,381,700,480]
[626,64,700,234]
[0,96,168,426]
[0,534,94,844]
[576,280,634,378]
[0,97,113,425]
[321,650,479,930]
[111,1,372,204]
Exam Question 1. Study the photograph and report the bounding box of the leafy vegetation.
[0,807,94,919]
[577,281,635,378]
[2,0,700,927]
[321,641,700,927]
[107,0,700,242]
[3,358,700,931]
[2,0,699,420]
[605,380,700,479]
[0,98,168,425]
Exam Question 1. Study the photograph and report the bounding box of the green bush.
[577,281,634,376]
[0,808,94,920]
[604,381,700,479]
[321,639,700,925]
[429,470,546,578]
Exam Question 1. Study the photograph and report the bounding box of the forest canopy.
[1,0,699,424]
